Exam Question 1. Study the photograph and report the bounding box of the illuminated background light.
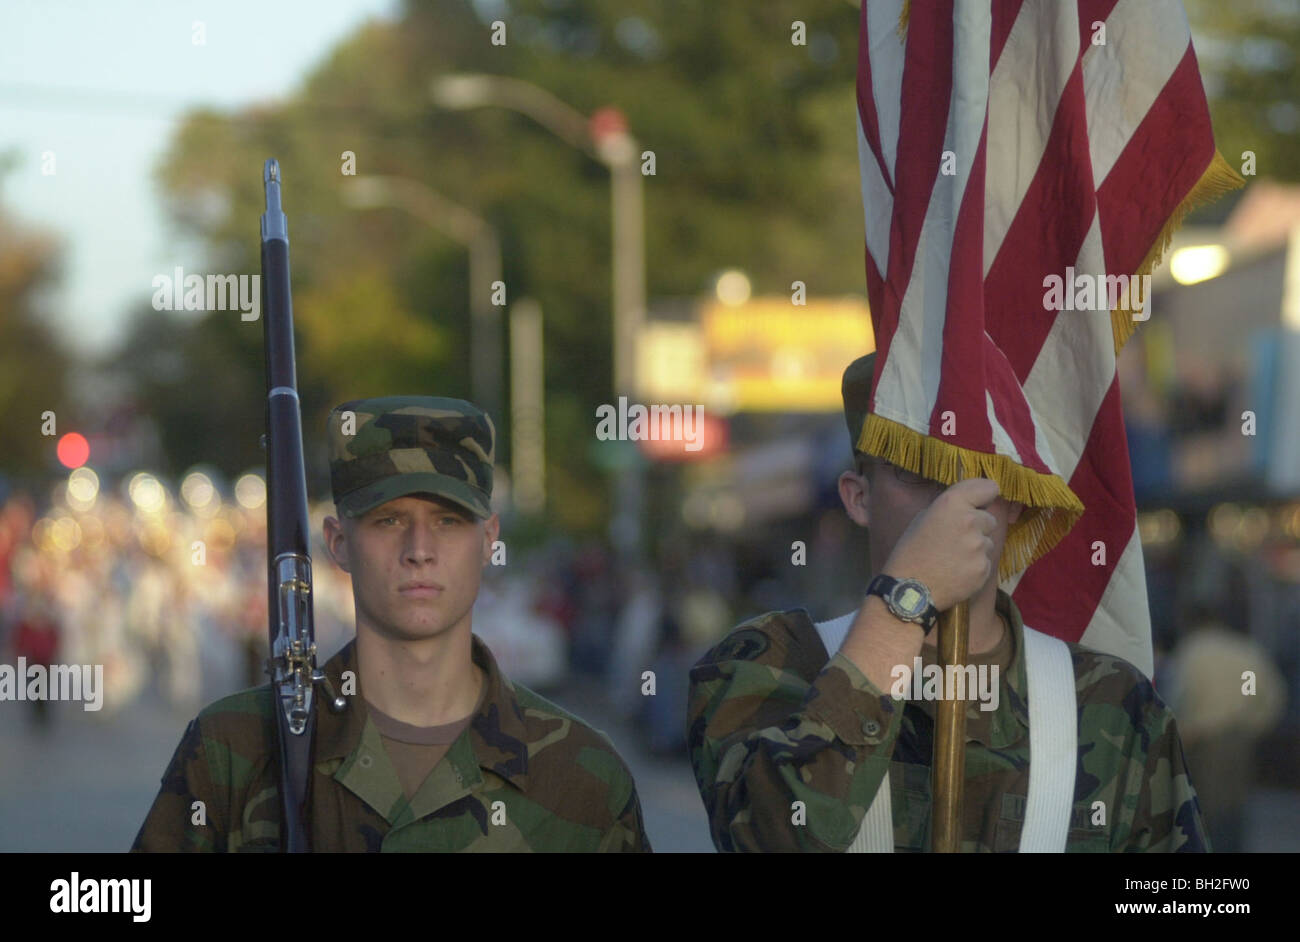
[49,515,83,552]
[1169,244,1229,285]
[66,467,100,511]
[180,470,219,515]
[714,269,752,306]
[127,471,167,514]
[1137,509,1181,547]
[234,472,267,510]
[57,432,90,469]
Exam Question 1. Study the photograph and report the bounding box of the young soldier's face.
[324,494,498,642]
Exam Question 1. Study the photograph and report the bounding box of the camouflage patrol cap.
[841,352,876,456]
[328,396,495,520]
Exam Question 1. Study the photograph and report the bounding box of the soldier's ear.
[482,514,500,563]
[838,469,871,528]
[323,514,351,572]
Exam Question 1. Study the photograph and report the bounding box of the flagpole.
[933,464,970,853]
[932,599,969,852]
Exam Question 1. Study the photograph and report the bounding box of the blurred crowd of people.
[0,472,742,751]
[0,483,358,724]
[0,468,746,764]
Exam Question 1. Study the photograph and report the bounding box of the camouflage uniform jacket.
[133,634,652,852]
[687,589,1209,852]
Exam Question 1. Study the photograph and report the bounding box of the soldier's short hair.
[853,450,879,482]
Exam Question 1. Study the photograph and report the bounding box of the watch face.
[894,583,926,617]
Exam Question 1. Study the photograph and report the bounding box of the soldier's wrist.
[867,573,939,637]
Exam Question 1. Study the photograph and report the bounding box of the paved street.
[1,651,1294,853]
[0,644,714,852]
[0,688,192,852]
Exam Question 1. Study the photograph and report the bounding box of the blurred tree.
[1186,0,1300,214]
[0,204,73,483]
[152,0,864,533]
[141,0,1293,532]
[108,302,265,480]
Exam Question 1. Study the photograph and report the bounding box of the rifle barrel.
[260,158,316,853]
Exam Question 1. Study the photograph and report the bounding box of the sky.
[0,0,400,359]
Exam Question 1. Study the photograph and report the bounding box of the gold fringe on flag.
[1109,148,1245,354]
[858,411,1084,581]
[898,0,910,41]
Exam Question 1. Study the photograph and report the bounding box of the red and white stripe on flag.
[855,0,1242,677]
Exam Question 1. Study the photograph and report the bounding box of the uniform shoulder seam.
[513,683,579,719]
[511,684,633,775]
[1065,640,1149,681]
[1065,640,1169,713]
[728,608,816,650]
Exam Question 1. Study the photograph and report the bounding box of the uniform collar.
[313,632,531,792]
[910,589,1031,748]
[997,587,1032,741]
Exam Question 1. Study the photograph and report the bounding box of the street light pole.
[510,298,546,516]
[342,175,504,428]
[594,119,646,559]
[468,230,504,431]
[594,115,645,401]
[430,73,644,404]
[430,74,647,556]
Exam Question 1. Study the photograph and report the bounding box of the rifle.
[260,158,345,852]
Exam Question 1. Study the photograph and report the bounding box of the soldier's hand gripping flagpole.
[932,465,969,853]
[261,158,345,852]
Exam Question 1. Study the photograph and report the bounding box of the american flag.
[854,0,1242,676]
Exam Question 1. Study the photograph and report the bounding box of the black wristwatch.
[866,574,939,635]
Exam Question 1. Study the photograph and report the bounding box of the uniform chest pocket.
[891,761,932,852]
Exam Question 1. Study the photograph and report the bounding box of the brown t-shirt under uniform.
[916,611,1015,741]
[365,677,487,801]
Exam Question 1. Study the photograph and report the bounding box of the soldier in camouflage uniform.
[686,356,1208,852]
[134,396,651,852]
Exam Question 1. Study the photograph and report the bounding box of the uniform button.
[862,719,882,737]
[358,754,373,769]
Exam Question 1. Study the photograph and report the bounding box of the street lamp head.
[430,74,494,110]
[590,106,637,165]
[588,106,628,139]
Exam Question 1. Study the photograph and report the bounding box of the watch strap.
[866,574,939,633]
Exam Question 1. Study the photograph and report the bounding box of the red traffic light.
[57,432,89,469]
[588,106,628,142]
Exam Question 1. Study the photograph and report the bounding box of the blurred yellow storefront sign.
[636,296,874,413]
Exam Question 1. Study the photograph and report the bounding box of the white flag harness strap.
[1018,624,1077,852]
[813,611,1076,852]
